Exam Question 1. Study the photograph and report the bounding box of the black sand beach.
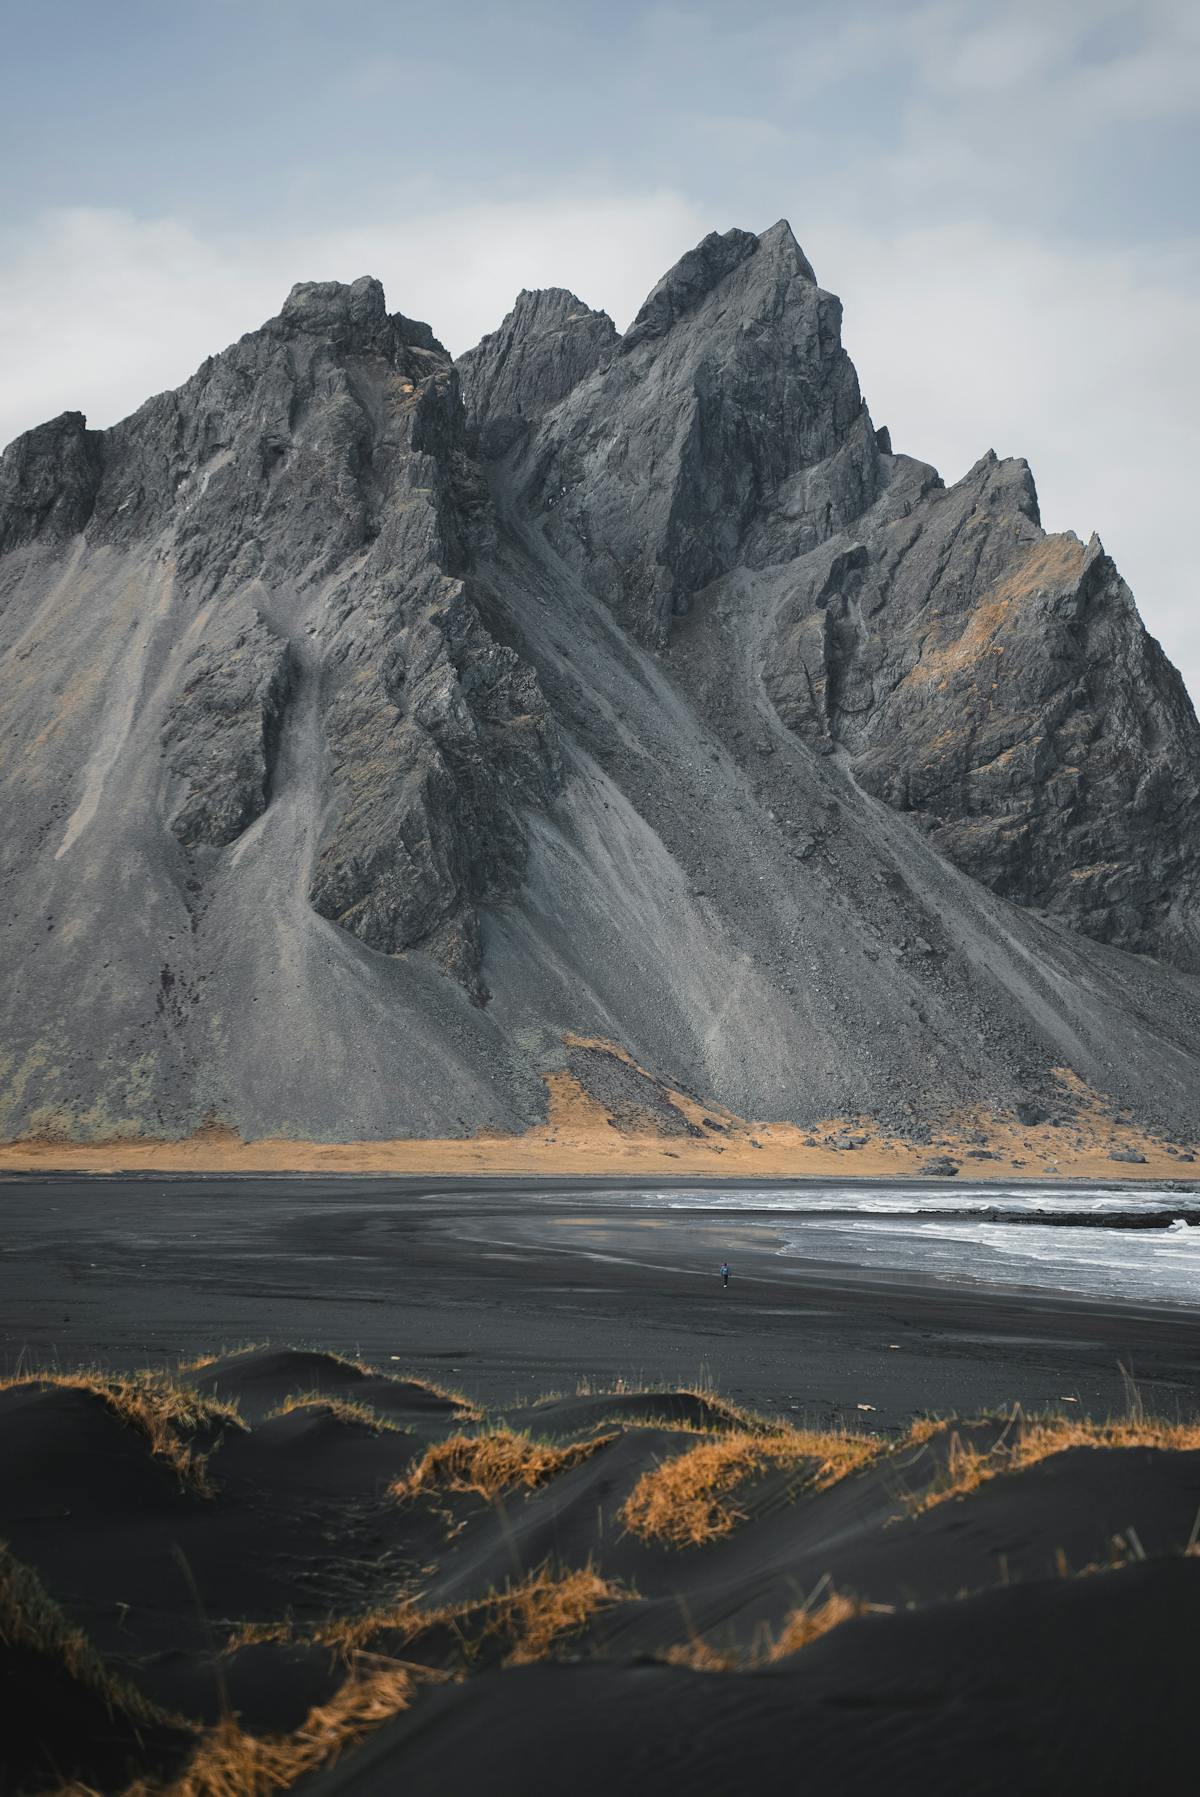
[3,1174,1196,1428]
[3,1175,1200,1795]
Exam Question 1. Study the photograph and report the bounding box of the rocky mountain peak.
[277,274,388,337]
[270,275,446,357]
[621,218,817,356]
[962,449,1042,527]
[620,226,760,352]
[0,409,103,552]
[1,222,1198,1147]
[503,220,872,639]
[457,285,617,458]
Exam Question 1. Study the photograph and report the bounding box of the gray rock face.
[0,221,1198,1143]
[503,221,875,642]
[457,288,617,459]
[764,450,1200,967]
[0,274,560,1016]
[161,621,293,850]
[0,411,103,550]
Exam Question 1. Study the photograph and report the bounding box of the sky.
[1,0,1197,696]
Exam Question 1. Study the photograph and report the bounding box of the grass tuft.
[768,1589,873,1660]
[265,1392,404,1434]
[391,1428,616,1504]
[225,1562,622,1669]
[338,1357,483,1420]
[175,1343,268,1375]
[488,1562,623,1666]
[114,1661,424,1796]
[0,1369,244,1492]
[662,1588,871,1671]
[913,1410,1200,1514]
[620,1425,879,1547]
[0,1541,185,1732]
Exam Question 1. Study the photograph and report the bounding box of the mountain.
[1,222,1198,1148]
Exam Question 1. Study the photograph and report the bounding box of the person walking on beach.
[720,1261,730,1290]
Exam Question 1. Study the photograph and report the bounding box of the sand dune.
[3,1345,1198,1794]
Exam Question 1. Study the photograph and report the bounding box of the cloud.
[0,186,1196,704]
[812,219,1200,699]
[0,190,708,449]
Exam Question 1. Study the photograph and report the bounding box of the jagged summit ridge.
[479,219,873,643]
[457,285,617,459]
[0,223,1198,1146]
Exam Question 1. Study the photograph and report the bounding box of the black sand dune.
[314,1560,1199,1797]
[2,1344,1198,1795]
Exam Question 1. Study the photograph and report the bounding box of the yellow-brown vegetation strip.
[0,1370,244,1491]
[476,1562,623,1666]
[330,1354,482,1420]
[562,1379,804,1438]
[391,1428,617,1503]
[108,1661,426,1797]
[620,1426,880,1547]
[266,1392,403,1434]
[0,1542,187,1733]
[6,1059,1196,1181]
[914,1411,1200,1515]
[175,1344,267,1375]
[663,1589,874,1671]
[226,1563,623,1668]
[768,1588,874,1660]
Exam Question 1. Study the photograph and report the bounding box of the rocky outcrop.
[0,274,560,1002]
[457,288,617,459]
[0,220,1198,1143]
[0,412,104,551]
[479,224,1199,970]
[764,449,1200,967]
[161,619,292,850]
[505,221,877,642]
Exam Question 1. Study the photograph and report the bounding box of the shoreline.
[3,1175,1196,1430]
[3,1166,1199,1193]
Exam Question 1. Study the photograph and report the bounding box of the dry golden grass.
[571,1374,637,1398]
[662,1588,872,1671]
[0,1542,185,1732]
[768,1589,873,1660]
[389,1374,482,1421]
[178,1344,481,1422]
[265,1392,403,1434]
[0,1369,244,1491]
[175,1344,268,1375]
[555,1378,806,1442]
[620,1425,880,1547]
[226,1563,622,1669]
[106,1661,425,1797]
[903,1417,945,1447]
[337,1357,482,1420]
[473,1562,623,1666]
[913,1410,1200,1514]
[391,1428,616,1503]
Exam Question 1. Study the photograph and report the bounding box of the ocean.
[640,1185,1200,1308]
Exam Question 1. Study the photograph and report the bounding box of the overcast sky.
[2,0,1197,696]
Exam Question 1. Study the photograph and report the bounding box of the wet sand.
[4,1174,1196,1429]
